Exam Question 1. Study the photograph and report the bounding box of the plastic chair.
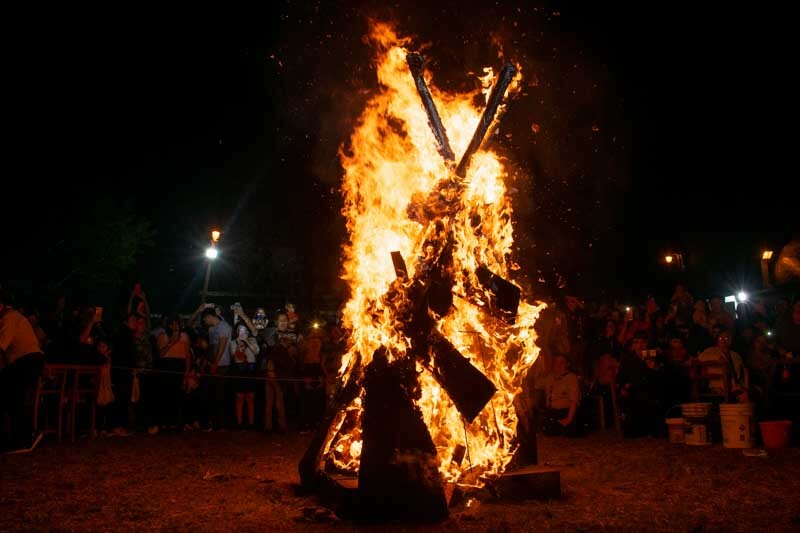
[34,366,69,442]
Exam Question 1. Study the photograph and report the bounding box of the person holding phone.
[616,332,665,438]
[75,306,106,364]
[618,306,650,345]
[155,316,192,430]
[127,283,151,330]
[230,323,259,429]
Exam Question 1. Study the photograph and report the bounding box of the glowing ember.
[326,22,545,487]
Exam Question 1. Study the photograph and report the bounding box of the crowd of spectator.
[0,283,346,452]
[3,279,800,453]
[527,283,800,439]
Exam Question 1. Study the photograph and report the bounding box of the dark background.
[4,1,795,317]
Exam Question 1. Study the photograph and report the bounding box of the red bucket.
[759,420,792,449]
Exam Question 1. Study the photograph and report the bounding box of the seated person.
[746,334,778,389]
[617,332,665,438]
[746,333,778,417]
[775,301,800,360]
[697,330,747,402]
[591,351,619,426]
[663,335,692,407]
[539,354,581,436]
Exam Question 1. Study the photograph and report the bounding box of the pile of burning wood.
[299,24,547,521]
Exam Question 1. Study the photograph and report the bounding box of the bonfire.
[300,23,546,520]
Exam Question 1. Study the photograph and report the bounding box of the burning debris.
[299,23,546,521]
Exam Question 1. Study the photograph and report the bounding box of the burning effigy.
[299,23,546,520]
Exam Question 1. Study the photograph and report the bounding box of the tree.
[50,208,156,291]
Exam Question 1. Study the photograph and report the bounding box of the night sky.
[5,2,795,314]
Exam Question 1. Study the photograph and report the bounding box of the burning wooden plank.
[388,54,521,423]
[476,265,521,323]
[358,349,449,521]
[426,333,497,423]
[299,355,363,488]
[454,62,517,178]
[406,52,456,164]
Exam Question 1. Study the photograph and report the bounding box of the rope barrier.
[110,365,325,384]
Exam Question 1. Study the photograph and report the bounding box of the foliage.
[52,208,156,290]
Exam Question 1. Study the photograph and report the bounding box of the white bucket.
[682,403,712,445]
[681,402,712,416]
[666,418,685,444]
[719,403,755,449]
[685,419,711,445]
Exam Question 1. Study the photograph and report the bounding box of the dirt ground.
[2,430,799,532]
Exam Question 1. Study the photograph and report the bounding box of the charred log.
[406,53,456,164]
[475,265,521,323]
[299,355,363,488]
[454,63,517,178]
[427,332,497,423]
[387,254,495,423]
[357,350,448,521]
[390,251,408,280]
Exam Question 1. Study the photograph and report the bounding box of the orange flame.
[329,22,544,486]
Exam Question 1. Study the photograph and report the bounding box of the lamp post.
[761,249,773,288]
[664,252,684,271]
[201,230,221,304]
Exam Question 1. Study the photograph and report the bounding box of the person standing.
[95,338,116,435]
[298,326,325,431]
[0,289,45,452]
[285,302,300,332]
[262,311,297,432]
[590,320,622,363]
[203,306,232,430]
[708,296,735,332]
[25,310,48,352]
[111,314,138,432]
[155,316,192,430]
[127,283,151,330]
[230,323,259,429]
[131,315,156,433]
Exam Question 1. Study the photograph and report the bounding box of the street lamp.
[761,250,772,289]
[737,291,748,303]
[761,249,774,288]
[664,252,684,271]
[201,230,221,303]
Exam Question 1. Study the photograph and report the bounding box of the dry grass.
[1,430,798,531]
